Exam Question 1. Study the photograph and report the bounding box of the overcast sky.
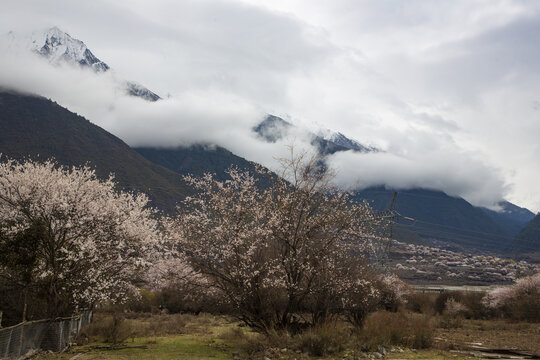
[1,0,539,212]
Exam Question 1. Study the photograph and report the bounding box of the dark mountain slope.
[511,213,540,254]
[135,143,515,252]
[353,188,514,252]
[481,201,535,237]
[135,145,256,181]
[0,90,187,211]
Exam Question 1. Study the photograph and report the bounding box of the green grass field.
[31,312,540,360]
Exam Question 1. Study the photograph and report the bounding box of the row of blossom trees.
[0,152,403,330]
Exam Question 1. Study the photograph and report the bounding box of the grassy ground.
[434,319,540,354]
[36,313,239,360]
[33,313,540,360]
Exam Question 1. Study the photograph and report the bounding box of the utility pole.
[373,191,414,273]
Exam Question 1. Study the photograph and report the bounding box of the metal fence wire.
[0,310,92,359]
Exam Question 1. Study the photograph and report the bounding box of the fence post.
[21,303,27,323]
[17,322,25,358]
[22,288,28,322]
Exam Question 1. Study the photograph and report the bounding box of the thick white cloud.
[0,0,539,211]
[328,150,508,208]
[0,44,318,172]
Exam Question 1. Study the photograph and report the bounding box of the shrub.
[126,289,158,313]
[460,292,489,319]
[220,322,352,357]
[434,291,463,315]
[379,274,411,312]
[437,297,468,329]
[410,316,433,349]
[483,273,540,322]
[358,310,433,350]
[405,292,436,314]
[298,322,351,356]
[155,285,219,315]
[444,297,468,316]
[79,313,134,345]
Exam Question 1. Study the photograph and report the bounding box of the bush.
[126,289,158,313]
[298,322,350,356]
[434,291,463,315]
[143,314,188,336]
[219,322,352,357]
[405,292,436,314]
[483,273,540,322]
[444,297,468,316]
[438,297,467,329]
[358,310,433,350]
[410,316,433,349]
[412,290,488,319]
[79,313,134,345]
[155,285,214,314]
[379,274,411,312]
[460,292,489,320]
[79,312,220,345]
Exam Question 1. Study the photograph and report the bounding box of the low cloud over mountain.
[2,0,539,211]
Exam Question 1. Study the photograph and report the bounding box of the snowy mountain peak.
[318,129,375,153]
[7,26,160,101]
[125,81,161,102]
[254,115,377,155]
[29,27,109,72]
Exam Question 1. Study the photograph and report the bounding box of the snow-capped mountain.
[317,129,376,153]
[125,81,161,102]
[254,115,377,155]
[9,27,160,102]
[29,26,110,72]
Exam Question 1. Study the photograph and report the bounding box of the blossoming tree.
[0,158,161,318]
[169,150,387,331]
[483,273,540,321]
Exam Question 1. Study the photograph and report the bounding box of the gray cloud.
[1,0,539,211]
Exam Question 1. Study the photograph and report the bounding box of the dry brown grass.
[433,318,540,355]
[357,310,433,351]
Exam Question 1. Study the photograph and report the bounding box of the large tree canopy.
[168,152,390,331]
[0,158,161,317]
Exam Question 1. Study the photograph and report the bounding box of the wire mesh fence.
[0,310,92,359]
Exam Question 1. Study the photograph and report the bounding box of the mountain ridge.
[0,88,533,254]
[254,115,375,155]
[511,213,540,254]
[0,90,186,211]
